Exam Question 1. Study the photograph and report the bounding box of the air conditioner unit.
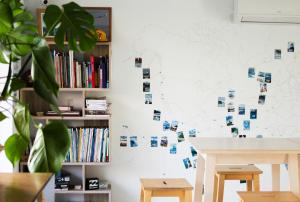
[234,0,300,24]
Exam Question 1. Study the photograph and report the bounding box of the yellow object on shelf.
[96,29,108,41]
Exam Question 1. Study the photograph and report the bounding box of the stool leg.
[217,174,225,202]
[246,180,252,191]
[144,190,152,202]
[253,174,260,191]
[140,187,144,202]
[213,174,218,202]
[184,190,192,202]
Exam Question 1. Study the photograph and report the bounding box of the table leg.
[288,154,300,197]
[272,164,280,191]
[203,154,216,202]
[194,154,205,202]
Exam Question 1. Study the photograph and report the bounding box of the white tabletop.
[189,137,300,154]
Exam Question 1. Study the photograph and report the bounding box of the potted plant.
[0,0,97,172]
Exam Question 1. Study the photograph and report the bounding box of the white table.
[189,137,300,202]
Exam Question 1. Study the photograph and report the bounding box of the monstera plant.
[0,0,97,172]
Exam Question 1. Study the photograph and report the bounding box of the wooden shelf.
[62,162,110,166]
[55,188,111,194]
[46,40,111,46]
[32,115,110,121]
[20,87,110,92]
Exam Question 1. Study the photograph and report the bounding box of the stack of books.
[52,50,109,88]
[45,106,81,117]
[65,127,110,163]
[85,98,108,116]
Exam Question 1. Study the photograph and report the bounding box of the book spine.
[90,56,95,88]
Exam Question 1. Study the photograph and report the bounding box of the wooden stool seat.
[140,178,193,202]
[237,191,300,202]
[214,165,263,202]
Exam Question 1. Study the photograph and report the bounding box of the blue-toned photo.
[243,120,250,130]
[250,109,257,119]
[226,115,233,126]
[190,146,198,157]
[163,121,170,131]
[218,97,225,107]
[130,136,138,147]
[183,158,192,169]
[231,127,239,137]
[238,104,245,115]
[170,144,177,154]
[151,136,158,147]
[248,67,255,78]
[189,129,197,137]
[265,73,271,83]
[177,131,185,143]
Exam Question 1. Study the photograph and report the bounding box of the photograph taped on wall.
[228,90,235,99]
[288,42,295,52]
[231,127,239,137]
[151,136,158,147]
[130,136,138,147]
[183,158,192,169]
[243,120,250,130]
[250,109,257,119]
[238,104,245,115]
[226,115,233,126]
[170,120,178,131]
[160,136,168,147]
[218,97,225,107]
[248,67,255,78]
[170,144,177,154]
[135,57,142,68]
[274,49,281,59]
[120,136,127,147]
[143,82,150,92]
[143,68,150,79]
[190,146,197,157]
[153,110,161,121]
[228,102,235,112]
[189,129,196,137]
[258,95,266,105]
[193,159,197,168]
[265,73,271,83]
[257,71,265,83]
[177,131,185,143]
[260,83,267,93]
[163,121,170,131]
[145,93,152,104]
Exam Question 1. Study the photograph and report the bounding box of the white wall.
[25,0,300,201]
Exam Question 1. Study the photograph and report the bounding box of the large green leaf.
[4,133,28,167]
[13,102,30,141]
[31,38,59,109]
[44,2,97,51]
[28,121,70,172]
[0,112,7,121]
[0,2,13,34]
[9,77,26,94]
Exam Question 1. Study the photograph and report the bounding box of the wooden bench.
[140,178,193,202]
[237,191,300,202]
[213,165,263,202]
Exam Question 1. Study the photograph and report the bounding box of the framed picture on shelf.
[36,9,58,40]
[85,7,112,42]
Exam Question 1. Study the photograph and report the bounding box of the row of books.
[52,50,109,88]
[65,128,110,163]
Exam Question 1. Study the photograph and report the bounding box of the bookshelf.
[18,7,113,202]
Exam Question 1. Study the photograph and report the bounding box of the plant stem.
[1,56,12,98]
[17,54,32,78]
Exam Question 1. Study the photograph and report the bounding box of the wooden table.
[189,137,300,202]
[0,173,53,202]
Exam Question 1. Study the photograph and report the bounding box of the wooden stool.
[213,165,262,202]
[237,191,300,202]
[140,178,193,202]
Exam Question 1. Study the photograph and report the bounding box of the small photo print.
[228,102,235,112]
[193,159,197,168]
[143,68,150,79]
[145,93,152,104]
[163,121,170,131]
[258,95,266,105]
[189,129,197,137]
[250,109,257,119]
[177,131,185,143]
[226,115,233,126]
[218,97,225,107]
[160,136,168,147]
[170,120,178,131]
[265,73,271,83]
[288,42,295,52]
[274,49,281,59]
[243,120,250,131]
[183,157,192,169]
[130,136,138,147]
[153,110,161,121]
[238,104,245,115]
[120,136,127,147]
[257,72,265,83]
[170,144,177,154]
[190,146,198,157]
[248,67,255,78]
[231,127,239,137]
[151,136,158,147]
[143,82,150,92]
[260,83,267,93]
[135,57,142,68]
[228,90,235,99]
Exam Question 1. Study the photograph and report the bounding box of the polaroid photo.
[190,146,198,157]
[183,157,192,169]
[288,42,295,53]
[231,127,239,138]
[163,121,170,131]
[226,115,233,126]
[153,110,161,121]
[170,120,178,131]
[274,49,281,59]
[265,73,271,83]
[248,67,255,78]
[135,57,142,68]
[243,120,250,131]
[227,102,235,112]
[238,104,245,115]
[260,83,267,93]
[143,82,150,92]
[193,159,197,168]
[258,95,266,105]
[218,97,225,107]
[228,90,235,99]
[130,136,138,147]
[177,131,185,143]
[120,136,127,147]
[151,136,158,147]
[170,144,177,154]
[189,129,197,137]
[250,109,257,119]
[143,68,150,79]
[160,136,168,147]
[145,93,152,104]
[257,71,265,83]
